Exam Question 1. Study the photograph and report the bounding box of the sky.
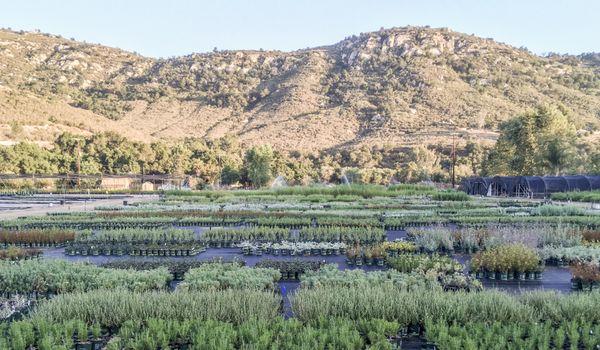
[0,0,598,58]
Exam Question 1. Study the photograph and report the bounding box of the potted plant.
[470,255,484,279]
[91,323,103,350]
[362,247,373,266]
[90,245,99,256]
[346,247,358,266]
[371,246,385,266]
[570,261,600,291]
[75,321,92,350]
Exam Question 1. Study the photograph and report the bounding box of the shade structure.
[461,177,492,196]
[462,175,600,197]
[563,175,592,192]
[515,176,545,197]
[585,176,600,190]
[491,176,521,196]
[542,176,569,193]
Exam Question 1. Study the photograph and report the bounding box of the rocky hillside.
[0,26,599,151]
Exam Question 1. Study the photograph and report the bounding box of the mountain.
[0,26,599,151]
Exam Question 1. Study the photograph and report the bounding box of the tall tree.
[483,105,577,175]
[244,145,274,188]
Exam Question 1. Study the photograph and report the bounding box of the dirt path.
[0,194,158,220]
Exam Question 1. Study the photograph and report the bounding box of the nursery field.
[0,184,600,349]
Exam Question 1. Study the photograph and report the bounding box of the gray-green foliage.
[177,263,280,291]
[30,289,281,327]
[0,260,171,294]
[291,286,600,326]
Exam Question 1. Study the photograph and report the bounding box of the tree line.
[0,105,597,188]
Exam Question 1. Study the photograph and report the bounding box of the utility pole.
[451,129,456,188]
[76,145,81,189]
[141,162,144,190]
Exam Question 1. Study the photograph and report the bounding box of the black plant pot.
[75,342,93,350]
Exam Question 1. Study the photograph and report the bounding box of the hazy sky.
[1,0,598,58]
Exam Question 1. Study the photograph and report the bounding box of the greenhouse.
[460,177,492,196]
[542,176,569,194]
[586,175,600,190]
[515,176,546,197]
[490,176,521,197]
[564,175,593,192]
[463,175,600,197]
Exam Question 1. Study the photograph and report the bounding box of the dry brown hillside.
[0,26,599,150]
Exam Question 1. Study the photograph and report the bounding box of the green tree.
[483,105,578,175]
[244,145,274,188]
[220,164,241,185]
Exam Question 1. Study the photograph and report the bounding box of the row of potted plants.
[380,240,418,256]
[254,259,323,280]
[345,242,427,267]
[64,243,205,257]
[570,261,600,291]
[384,217,449,230]
[299,264,437,290]
[177,216,244,227]
[0,229,76,247]
[386,254,463,275]
[176,263,281,291]
[100,258,243,280]
[1,216,176,231]
[0,247,42,261]
[470,244,543,280]
[298,226,385,244]
[386,254,481,292]
[27,289,280,328]
[0,260,172,297]
[0,319,105,350]
[452,215,600,228]
[200,227,290,247]
[313,216,381,228]
[76,228,196,244]
[407,224,585,254]
[237,241,347,256]
[424,319,600,350]
[346,245,387,266]
[291,284,600,327]
[539,245,600,266]
[0,317,403,350]
[582,229,600,243]
[251,216,313,228]
[201,226,386,247]
[17,283,600,343]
